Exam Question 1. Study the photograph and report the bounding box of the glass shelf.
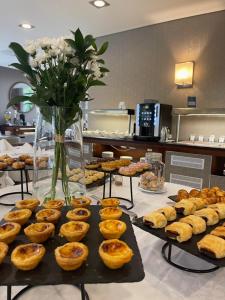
[88,109,135,116]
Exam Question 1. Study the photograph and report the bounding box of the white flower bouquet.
[8,28,109,204]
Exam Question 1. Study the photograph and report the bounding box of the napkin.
[0,139,14,153]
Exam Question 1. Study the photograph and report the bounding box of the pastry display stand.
[6,284,89,300]
[1,206,145,300]
[133,216,224,274]
[0,167,32,206]
[102,170,134,210]
[161,242,219,273]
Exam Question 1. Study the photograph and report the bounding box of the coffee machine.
[134,101,172,141]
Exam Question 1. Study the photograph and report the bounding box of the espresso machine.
[134,102,172,141]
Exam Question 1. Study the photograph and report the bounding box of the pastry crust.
[210,226,225,239]
[36,209,61,224]
[99,207,122,220]
[71,196,92,208]
[0,222,21,244]
[189,189,201,197]
[99,220,127,239]
[59,221,89,242]
[99,198,120,207]
[15,199,40,211]
[143,212,167,228]
[55,242,88,271]
[66,208,91,222]
[177,189,189,201]
[0,162,7,170]
[19,154,31,161]
[12,161,25,169]
[0,242,8,264]
[11,243,46,270]
[179,215,206,234]
[187,197,207,210]
[24,222,55,243]
[99,239,133,269]
[208,203,225,219]
[165,221,192,242]
[156,206,177,221]
[194,208,219,225]
[4,209,32,225]
[43,199,64,211]
[197,234,225,259]
[174,200,196,216]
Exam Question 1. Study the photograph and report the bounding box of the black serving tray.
[0,206,144,286]
[133,216,225,267]
[168,195,177,202]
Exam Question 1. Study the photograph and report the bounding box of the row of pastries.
[144,198,225,259]
[0,197,134,271]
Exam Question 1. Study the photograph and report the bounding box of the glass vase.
[33,106,86,205]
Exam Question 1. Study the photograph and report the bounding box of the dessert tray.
[138,186,167,194]
[133,215,225,268]
[0,206,144,286]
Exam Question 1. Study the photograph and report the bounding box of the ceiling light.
[19,23,35,29]
[89,0,110,8]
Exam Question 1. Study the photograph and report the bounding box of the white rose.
[25,44,36,55]
[36,52,50,64]
[30,58,38,68]
[39,37,52,49]
[91,62,101,78]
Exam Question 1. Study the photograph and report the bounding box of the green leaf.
[10,63,34,79]
[9,42,29,65]
[74,28,84,49]
[97,41,109,55]
[7,95,30,108]
[97,59,105,64]
[99,67,110,73]
[88,80,106,87]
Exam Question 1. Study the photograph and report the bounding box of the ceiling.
[1,0,225,67]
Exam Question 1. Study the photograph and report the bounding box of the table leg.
[20,170,24,200]
[7,286,11,300]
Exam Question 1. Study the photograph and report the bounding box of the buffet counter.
[83,137,225,176]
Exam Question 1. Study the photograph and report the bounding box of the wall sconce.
[175,61,194,88]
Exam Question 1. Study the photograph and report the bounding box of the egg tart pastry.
[143,212,167,228]
[99,207,122,220]
[165,222,192,242]
[179,215,206,234]
[189,189,201,197]
[11,243,46,270]
[99,220,127,239]
[0,242,8,264]
[0,222,21,244]
[55,242,88,271]
[197,234,225,259]
[19,154,31,161]
[194,208,219,225]
[43,199,64,211]
[36,209,61,224]
[99,239,133,269]
[24,222,55,243]
[210,226,225,239]
[59,221,89,242]
[66,208,91,222]
[99,198,120,207]
[15,199,40,212]
[71,196,92,208]
[156,206,177,221]
[4,209,32,225]
[208,203,225,220]
[174,199,196,216]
